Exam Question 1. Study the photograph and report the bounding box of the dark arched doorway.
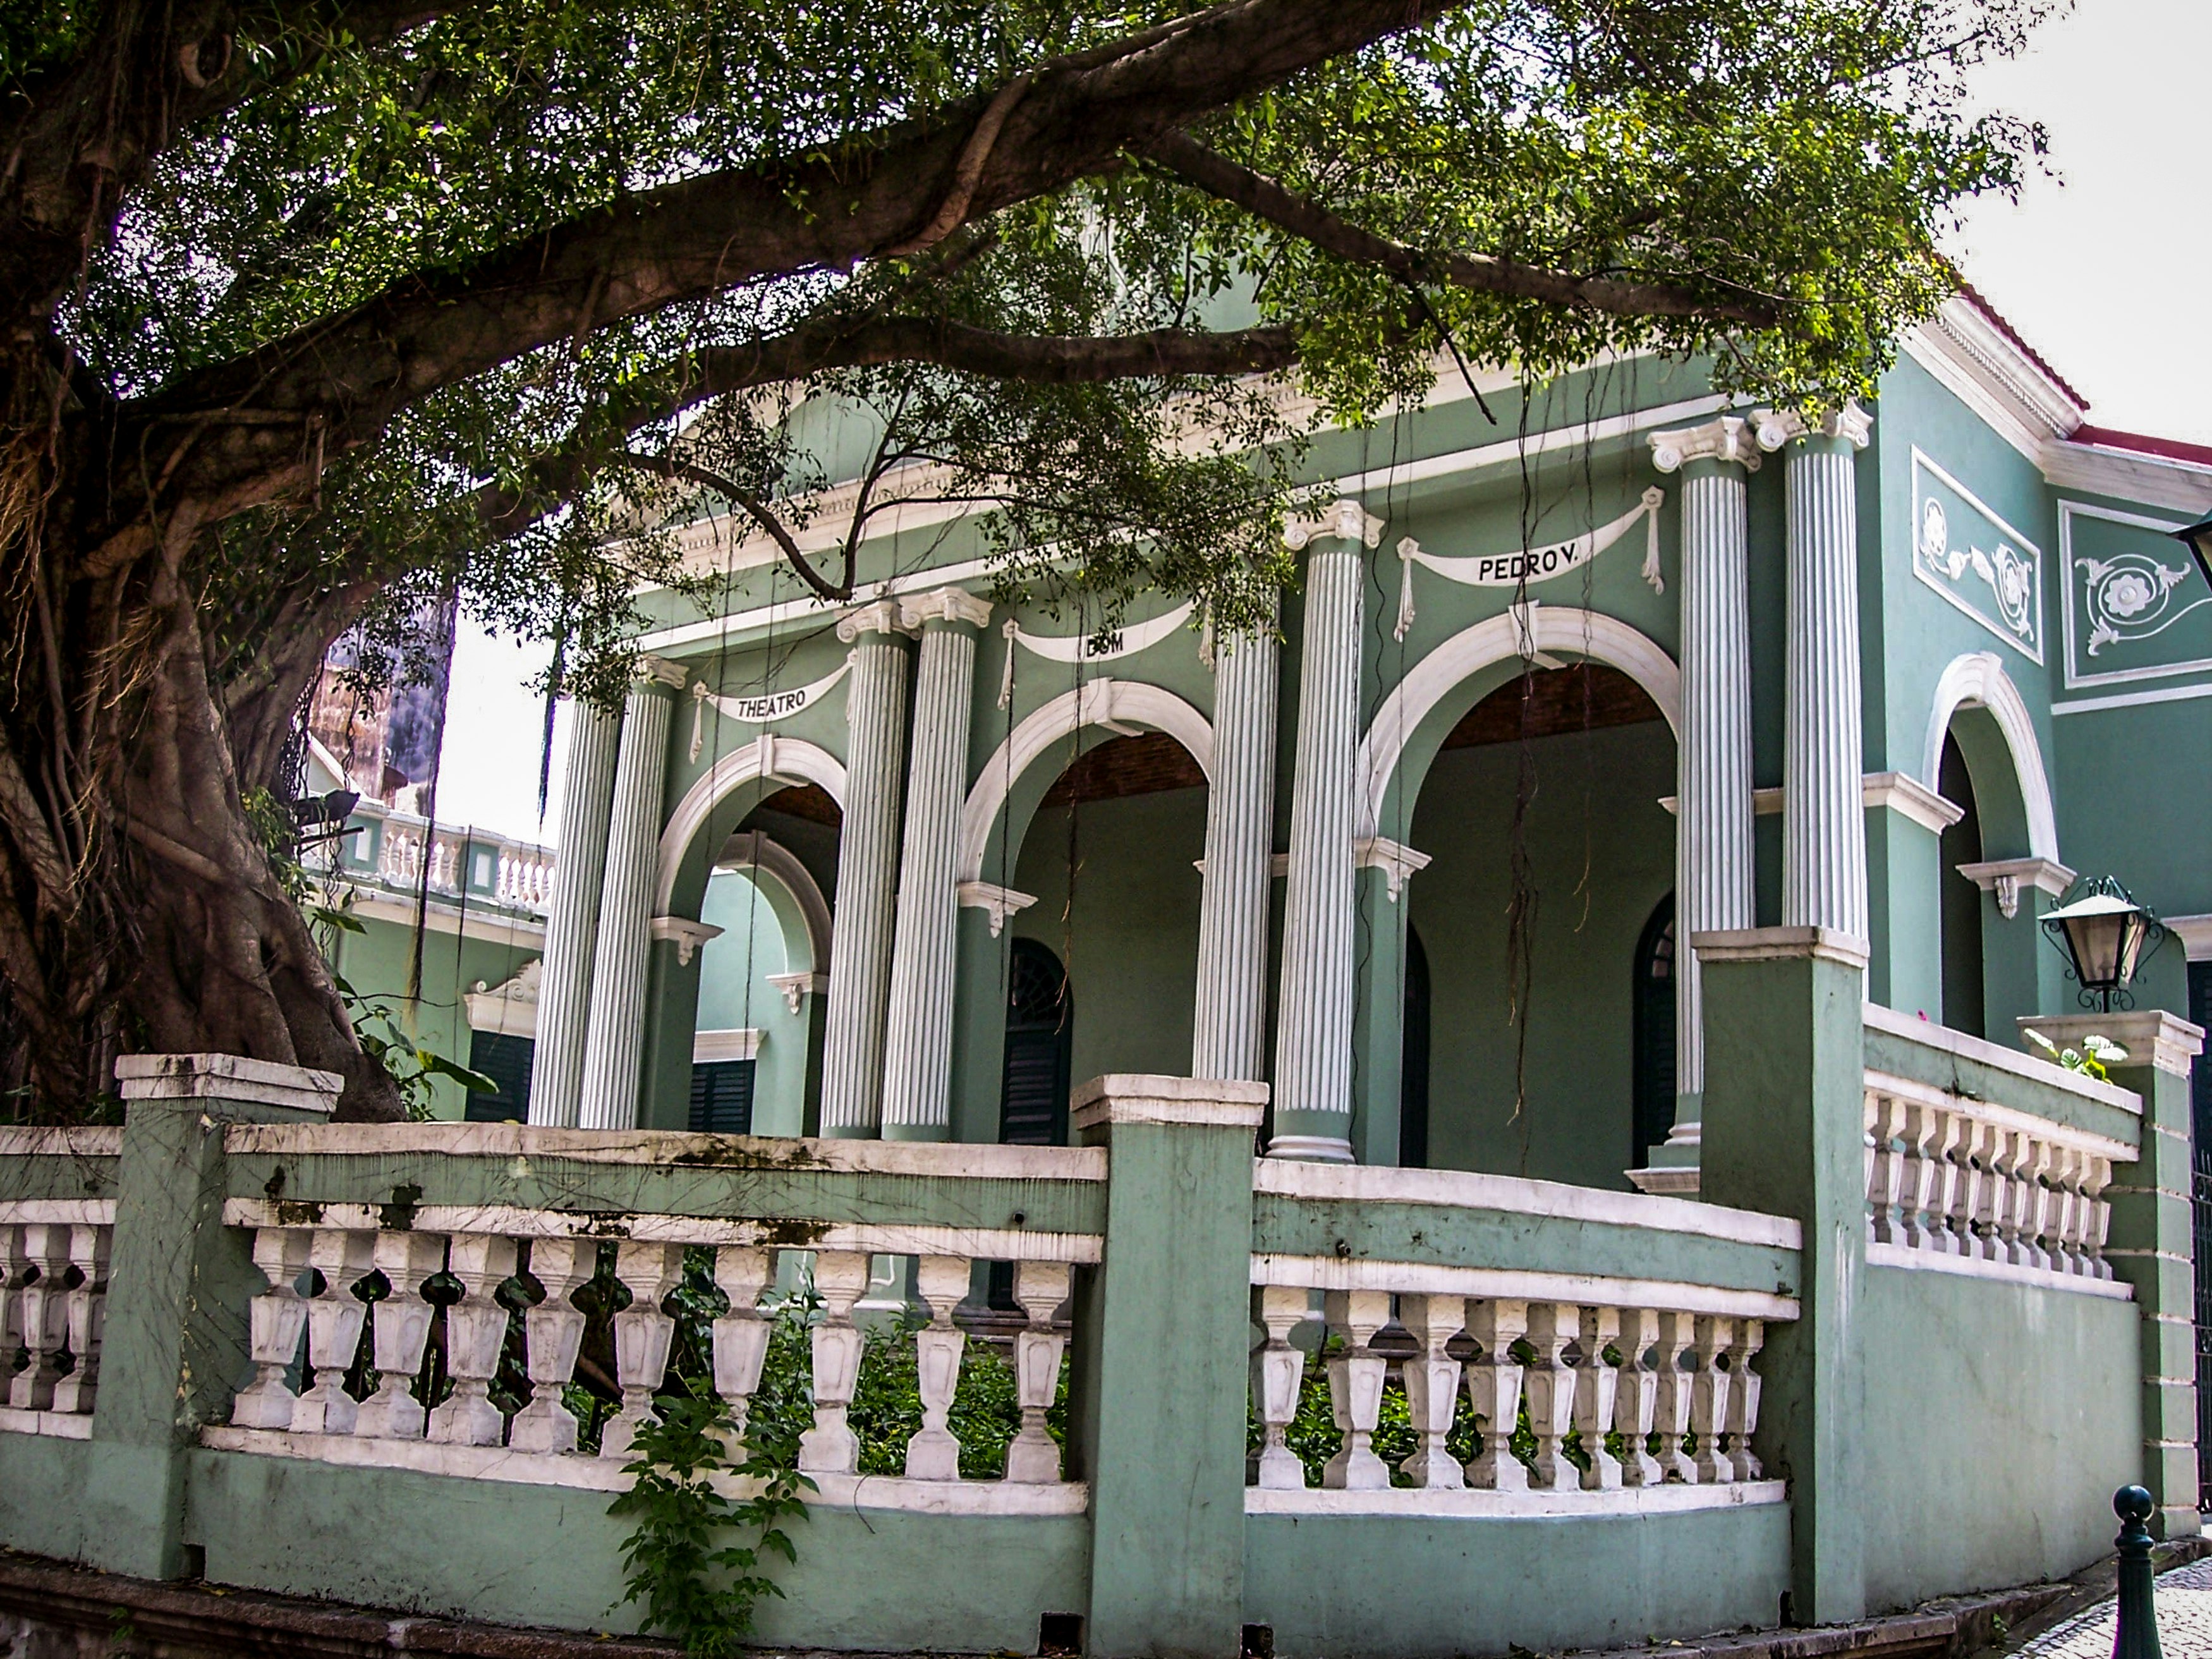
[1401,925,1431,1169]
[1938,732,1986,1037]
[999,937,1073,1147]
[1631,894,1675,1169]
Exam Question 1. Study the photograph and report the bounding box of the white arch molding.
[1354,604,1683,841]
[956,678,1215,885]
[1921,650,2060,863]
[714,830,834,972]
[654,734,847,915]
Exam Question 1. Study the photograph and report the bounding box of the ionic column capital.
[899,586,994,631]
[836,598,916,642]
[635,654,688,690]
[1285,499,1385,550]
[1648,415,1761,475]
[1753,401,1873,453]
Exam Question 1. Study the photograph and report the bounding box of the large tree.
[1,0,2049,1118]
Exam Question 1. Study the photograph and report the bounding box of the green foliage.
[609,1377,813,1658]
[2023,1027,2126,1081]
[327,963,499,1120]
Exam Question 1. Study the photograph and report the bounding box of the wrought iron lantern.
[2041,876,2165,1012]
[2174,513,2212,594]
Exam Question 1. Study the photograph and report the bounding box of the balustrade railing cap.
[1691,926,1870,969]
[114,1052,343,1112]
[2015,1011,2206,1078]
[1070,1073,1270,1133]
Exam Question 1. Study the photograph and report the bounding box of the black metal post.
[2113,1485,2165,1659]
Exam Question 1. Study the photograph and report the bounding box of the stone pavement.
[2017,1555,2212,1656]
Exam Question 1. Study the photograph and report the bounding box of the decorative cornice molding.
[114,1053,343,1113]
[835,598,915,642]
[2015,1012,2205,1079]
[693,1026,763,1064]
[1284,498,1385,551]
[1648,415,1761,475]
[1955,857,2074,920]
[464,960,540,1040]
[956,880,1038,938]
[636,654,688,690]
[765,969,830,1016]
[1354,835,1433,902]
[1753,401,1873,453]
[1692,926,1871,969]
[1070,1073,1270,1134]
[1862,772,1965,836]
[899,586,993,631]
[2039,437,2212,518]
[1908,295,2086,455]
[2161,914,2212,963]
[649,915,725,967]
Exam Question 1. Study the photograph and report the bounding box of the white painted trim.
[1865,1241,2135,1300]
[0,1199,117,1226]
[221,1122,1107,1179]
[653,736,847,915]
[957,880,1038,937]
[1251,1254,1799,1323]
[198,1426,1090,1513]
[1954,856,2074,920]
[716,830,835,974]
[2043,440,2212,518]
[765,969,829,1014]
[956,679,1214,886]
[1260,1136,1356,1164]
[1624,1167,1701,1198]
[1251,1157,1800,1251]
[0,1407,93,1440]
[1356,605,1679,843]
[1071,1073,1269,1131]
[693,1027,763,1063]
[1865,1069,2138,1163]
[1692,927,1869,970]
[2057,498,2212,691]
[1920,652,2060,863]
[1866,1000,2141,1115]
[650,915,724,966]
[1332,394,1734,500]
[339,891,547,949]
[464,961,540,1040]
[1862,772,1965,836]
[1907,447,2046,666]
[222,1198,1104,1263]
[2017,1011,2206,1079]
[2053,679,2212,717]
[2163,914,2212,963]
[1353,836,1431,902]
[114,1052,341,1113]
[0,1127,122,1158]
[1900,301,2084,466]
[1244,1479,1787,1519]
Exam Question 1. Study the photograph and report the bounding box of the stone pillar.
[818,602,913,1136]
[1270,499,1383,1161]
[576,657,687,1131]
[527,699,623,1126]
[1070,1074,1270,1658]
[880,588,992,1140]
[1648,416,1760,1160]
[1759,403,1873,945]
[2027,1010,2206,1539]
[1191,621,1280,1081]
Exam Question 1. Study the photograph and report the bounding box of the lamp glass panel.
[2062,909,2125,988]
[2114,911,2149,986]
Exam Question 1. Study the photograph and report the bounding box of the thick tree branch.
[108,0,1459,531]
[1147,131,1782,329]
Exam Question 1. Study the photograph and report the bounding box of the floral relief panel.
[2060,497,2212,691]
[1911,447,2044,665]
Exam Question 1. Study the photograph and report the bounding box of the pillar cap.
[1691,926,1869,969]
[114,1053,342,1113]
[836,598,915,641]
[636,654,688,689]
[1648,415,1761,473]
[899,586,992,631]
[2015,1012,2205,1078]
[1071,1074,1268,1133]
[1284,499,1385,550]
[1752,401,1873,453]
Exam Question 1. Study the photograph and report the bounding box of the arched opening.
[1938,733,1986,1038]
[1631,893,1675,1169]
[1402,662,1675,1188]
[999,938,1073,1146]
[1400,925,1431,1170]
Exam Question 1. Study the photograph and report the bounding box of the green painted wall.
[325,913,540,1118]
[1856,1268,2141,1611]
[1405,720,1675,1188]
[696,867,815,1134]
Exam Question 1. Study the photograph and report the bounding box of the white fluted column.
[576,658,688,1130]
[528,699,623,1126]
[1269,500,1384,1161]
[880,589,992,1139]
[1760,403,1874,943]
[1648,417,1759,1146]
[819,602,913,1136]
[1193,617,1280,1081]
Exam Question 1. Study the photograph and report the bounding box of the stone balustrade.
[0,1127,121,1440]
[1861,1004,2141,1296]
[1246,1158,1797,1515]
[325,803,557,914]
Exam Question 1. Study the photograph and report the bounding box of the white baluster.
[2084,1157,2115,1279]
[1397,1294,1465,1490]
[1320,1290,1392,1490]
[1727,1320,1765,1478]
[1897,1103,1942,1251]
[1990,1129,2027,1265]
[1463,1299,1528,1492]
[906,1256,971,1480]
[48,1224,111,1415]
[1522,1303,1579,1492]
[710,1246,775,1453]
[1928,1109,1967,1255]
[8,1225,73,1411]
[796,1251,870,1474]
[293,1229,374,1433]
[601,1242,682,1460]
[1575,1306,1624,1491]
[510,1239,593,1454]
[428,1234,519,1446]
[1690,1316,1737,1484]
[1651,1311,1698,1483]
[1950,1118,1993,1260]
[1250,1285,1313,1491]
[0,1225,23,1397]
[1868,1094,1909,1246]
[1613,1308,1665,1487]
[1005,1260,1071,1483]
[2015,1138,2056,1270]
[231,1227,312,1428]
[2050,1147,2088,1274]
[356,1232,447,1440]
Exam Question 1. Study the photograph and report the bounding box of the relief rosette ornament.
[2075,550,2203,656]
[1919,497,2037,645]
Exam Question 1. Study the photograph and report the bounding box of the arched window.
[999,939,1073,1146]
[1401,926,1431,1169]
[1938,732,1986,1038]
[1632,894,1676,1168]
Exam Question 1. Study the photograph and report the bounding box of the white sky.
[432,0,2207,844]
